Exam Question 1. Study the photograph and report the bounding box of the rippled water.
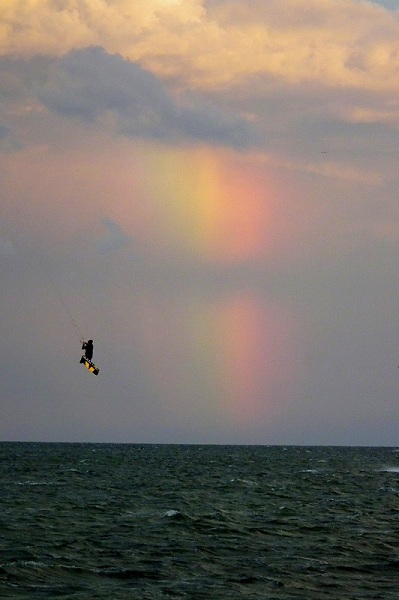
[1,443,398,599]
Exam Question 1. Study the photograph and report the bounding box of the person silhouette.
[81,339,94,361]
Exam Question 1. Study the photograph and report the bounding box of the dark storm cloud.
[38,47,257,148]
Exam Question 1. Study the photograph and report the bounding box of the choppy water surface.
[1,443,398,599]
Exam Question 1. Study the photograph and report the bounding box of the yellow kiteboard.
[80,356,99,376]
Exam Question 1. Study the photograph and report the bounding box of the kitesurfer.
[81,339,94,361]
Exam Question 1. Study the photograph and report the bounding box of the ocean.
[0,443,398,599]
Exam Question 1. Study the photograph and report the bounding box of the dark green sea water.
[1,443,398,599]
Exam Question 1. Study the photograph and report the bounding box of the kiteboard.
[80,356,99,375]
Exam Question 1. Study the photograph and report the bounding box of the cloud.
[0,235,16,255]
[2,0,399,140]
[0,123,8,138]
[0,0,205,58]
[2,0,399,92]
[97,218,130,255]
[255,151,383,185]
[37,46,256,147]
[374,0,399,9]
[0,122,22,153]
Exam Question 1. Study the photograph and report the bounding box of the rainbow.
[118,143,300,435]
[134,144,277,263]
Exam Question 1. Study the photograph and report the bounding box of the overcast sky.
[1,0,399,445]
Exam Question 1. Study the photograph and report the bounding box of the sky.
[1,0,399,445]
